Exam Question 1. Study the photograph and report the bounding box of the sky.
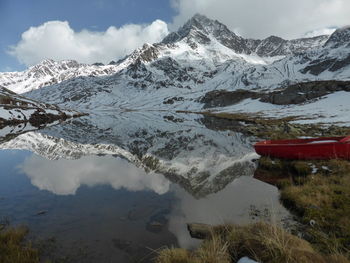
[0,0,175,71]
[1,0,349,72]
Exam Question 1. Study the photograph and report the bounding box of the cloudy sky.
[1,0,349,71]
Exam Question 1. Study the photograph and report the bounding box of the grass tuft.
[155,222,349,263]
[0,225,39,263]
[155,248,193,263]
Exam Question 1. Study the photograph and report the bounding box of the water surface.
[0,111,291,262]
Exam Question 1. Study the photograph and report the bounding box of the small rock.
[36,210,48,216]
[309,219,316,227]
[187,223,213,239]
[150,221,163,227]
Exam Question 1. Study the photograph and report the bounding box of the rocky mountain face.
[324,26,350,48]
[162,14,251,54]
[0,15,349,118]
[163,14,328,57]
[247,34,329,57]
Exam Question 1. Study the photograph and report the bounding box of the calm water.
[0,112,291,262]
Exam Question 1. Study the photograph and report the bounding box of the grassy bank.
[155,222,349,263]
[0,223,39,263]
[177,110,350,139]
[256,157,350,255]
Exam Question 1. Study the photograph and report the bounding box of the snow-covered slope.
[0,86,83,137]
[1,15,332,94]
[1,15,349,122]
[0,59,121,94]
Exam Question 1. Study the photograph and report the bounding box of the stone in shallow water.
[237,257,259,263]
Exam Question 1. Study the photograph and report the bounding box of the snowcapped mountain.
[163,14,329,57]
[0,59,120,94]
[1,14,349,121]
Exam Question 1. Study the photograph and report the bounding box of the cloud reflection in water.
[20,154,170,195]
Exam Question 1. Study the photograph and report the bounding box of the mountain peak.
[185,13,214,28]
[162,14,252,53]
[35,59,56,67]
[162,14,219,44]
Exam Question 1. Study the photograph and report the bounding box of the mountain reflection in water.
[0,112,292,263]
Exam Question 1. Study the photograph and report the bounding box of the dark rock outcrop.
[324,26,350,48]
[261,80,350,105]
[200,81,350,108]
[200,89,260,108]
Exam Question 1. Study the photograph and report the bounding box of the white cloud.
[8,0,350,66]
[9,20,169,66]
[20,155,170,195]
[170,0,350,39]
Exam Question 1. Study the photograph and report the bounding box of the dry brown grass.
[195,235,230,263]
[155,248,193,263]
[155,234,230,263]
[281,170,350,252]
[223,222,348,263]
[256,157,350,255]
[155,222,349,263]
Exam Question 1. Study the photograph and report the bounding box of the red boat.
[254,136,350,160]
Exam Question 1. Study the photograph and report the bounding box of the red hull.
[254,136,350,160]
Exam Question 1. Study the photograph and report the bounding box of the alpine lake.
[0,111,292,263]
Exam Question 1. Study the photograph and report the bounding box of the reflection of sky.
[0,149,291,254]
[0,150,33,196]
[19,154,170,195]
[0,149,177,262]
